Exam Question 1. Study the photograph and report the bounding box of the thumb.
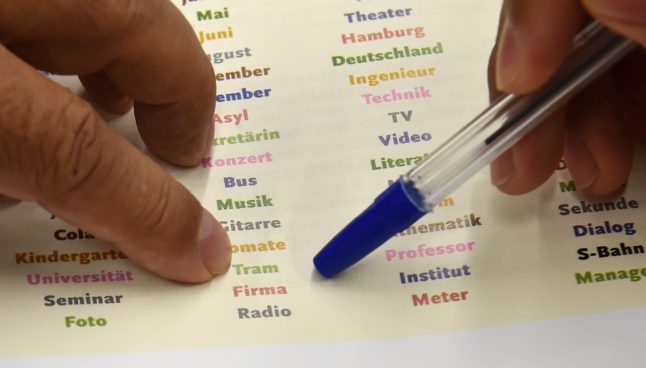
[584,0,646,45]
[0,45,231,284]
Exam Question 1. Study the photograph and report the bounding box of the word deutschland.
[332,44,443,66]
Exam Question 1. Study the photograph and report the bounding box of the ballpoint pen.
[313,21,638,278]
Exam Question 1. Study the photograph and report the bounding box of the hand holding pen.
[490,0,646,198]
[315,1,646,277]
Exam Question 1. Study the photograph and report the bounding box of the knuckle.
[129,175,174,245]
[126,176,202,264]
[34,98,107,202]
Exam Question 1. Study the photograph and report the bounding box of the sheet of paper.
[2,0,646,365]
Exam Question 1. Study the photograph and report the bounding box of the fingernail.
[589,0,646,23]
[495,18,520,91]
[491,152,514,187]
[198,208,231,276]
[113,97,133,115]
[564,131,598,190]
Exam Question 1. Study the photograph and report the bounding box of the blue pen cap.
[314,178,427,278]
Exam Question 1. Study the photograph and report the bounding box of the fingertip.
[493,0,585,94]
[491,110,566,195]
[495,18,520,92]
[491,151,515,188]
[584,0,646,45]
[563,130,599,192]
[197,208,232,278]
[564,76,633,198]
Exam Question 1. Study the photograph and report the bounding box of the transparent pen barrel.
[403,94,523,210]
[403,22,636,211]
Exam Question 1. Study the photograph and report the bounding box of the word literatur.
[201,152,273,168]
[370,153,427,170]
[332,44,443,66]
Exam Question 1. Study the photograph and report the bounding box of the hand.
[0,0,231,283]
[489,0,646,197]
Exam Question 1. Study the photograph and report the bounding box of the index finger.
[0,0,215,166]
[495,0,585,93]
